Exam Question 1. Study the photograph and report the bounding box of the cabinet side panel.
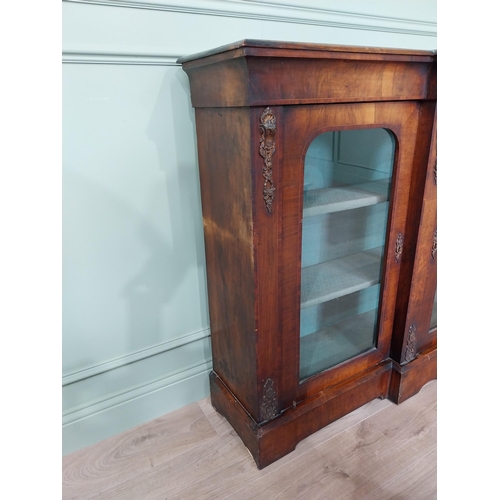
[194,108,258,416]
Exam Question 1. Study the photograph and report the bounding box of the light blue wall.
[62,0,437,455]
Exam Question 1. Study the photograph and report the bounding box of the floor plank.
[359,448,437,500]
[83,397,394,499]
[226,381,436,500]
[62,381,436,500]
[62,402,216,500]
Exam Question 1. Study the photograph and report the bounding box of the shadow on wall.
[121,65,209,357]
[63,166,184,364]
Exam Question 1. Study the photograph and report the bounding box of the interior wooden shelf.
[303,179,391,218]
[300,308,377,379]
[301,247,383,309]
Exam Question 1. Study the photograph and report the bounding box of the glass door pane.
[300,128,396,380]
[429,291,437,331]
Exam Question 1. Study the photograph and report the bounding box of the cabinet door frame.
[279,101,422,406]
[395,111,437,363]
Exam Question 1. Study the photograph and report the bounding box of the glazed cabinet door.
[279,101,424,406]
[393,111,437,363]
[387,111,436,403]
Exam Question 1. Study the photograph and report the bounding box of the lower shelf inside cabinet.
[300,308,377,380]
[300,247,384,309]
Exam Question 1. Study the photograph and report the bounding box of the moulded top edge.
[176,39,437,65]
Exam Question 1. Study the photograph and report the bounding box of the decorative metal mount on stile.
[260,378,279,422]
[259,107,276,214]
[404,325,417,362]
[395,233,404,263]
[431,230,437,260]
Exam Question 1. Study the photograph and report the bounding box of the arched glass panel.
[429,291,437,332]
[300,128,396,380]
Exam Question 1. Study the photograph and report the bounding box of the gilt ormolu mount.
[178,40,437,469]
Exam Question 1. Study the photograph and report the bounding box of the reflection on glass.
[300,128,396,380]
[429,291,437,332]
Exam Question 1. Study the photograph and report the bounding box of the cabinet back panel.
[301,203,388,267]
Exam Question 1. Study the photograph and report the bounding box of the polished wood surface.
[182,59,436,108]
[389,346,437,404]
[211,361,393,469]
[177,39,436,65]
[179,40,436,108]
[62,380,437,500]
[194,107,259,419]
[392,109,437,363]
[179,40,437,468]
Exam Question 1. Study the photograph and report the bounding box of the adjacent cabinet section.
[178,40,437,469]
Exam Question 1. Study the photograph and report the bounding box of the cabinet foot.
[389,346,437,404]
[210,362,392,469]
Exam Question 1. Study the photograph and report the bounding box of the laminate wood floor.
[62,380,437,500]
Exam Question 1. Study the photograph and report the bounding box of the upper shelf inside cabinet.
[303,179,391,217]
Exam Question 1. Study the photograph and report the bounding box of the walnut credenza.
[178,40,437,469]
